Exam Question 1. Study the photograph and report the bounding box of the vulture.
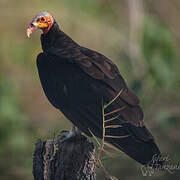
[27,12,162,166]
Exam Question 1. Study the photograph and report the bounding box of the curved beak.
[26,21,38,38]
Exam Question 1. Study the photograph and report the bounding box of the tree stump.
[33,131,96,180]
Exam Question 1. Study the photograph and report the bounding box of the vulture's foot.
[57,126,81,143]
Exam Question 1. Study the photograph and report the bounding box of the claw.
[57,126,80,143]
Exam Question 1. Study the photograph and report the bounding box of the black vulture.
[27,12,162,166]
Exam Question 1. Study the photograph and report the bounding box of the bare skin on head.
[27,12,54,38]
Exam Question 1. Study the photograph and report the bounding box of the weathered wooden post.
[33,132,96,180]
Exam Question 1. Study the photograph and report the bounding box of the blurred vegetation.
[0,0,180,179]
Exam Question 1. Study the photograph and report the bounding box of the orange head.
[27,12,54,38]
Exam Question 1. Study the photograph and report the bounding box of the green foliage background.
[0,0,180,179]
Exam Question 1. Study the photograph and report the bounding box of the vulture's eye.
[40,17,46,22]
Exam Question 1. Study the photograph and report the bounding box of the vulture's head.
[27,12,54,38]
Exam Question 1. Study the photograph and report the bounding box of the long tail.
[105,125,163,166]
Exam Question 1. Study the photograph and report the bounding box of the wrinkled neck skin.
[41,21,79,57]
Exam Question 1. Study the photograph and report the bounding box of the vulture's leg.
[57,125,81,143]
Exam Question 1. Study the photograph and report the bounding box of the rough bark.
[33,131,96,180]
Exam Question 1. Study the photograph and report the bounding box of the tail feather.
[105,126,162,166]
[109,138,161,165]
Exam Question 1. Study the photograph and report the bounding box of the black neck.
[40,21,78,53]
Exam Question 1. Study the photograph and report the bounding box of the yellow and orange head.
[27,12,54,38]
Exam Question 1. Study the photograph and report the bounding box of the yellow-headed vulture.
[27,12,162,166]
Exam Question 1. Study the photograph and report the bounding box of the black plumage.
[36,20,161,165]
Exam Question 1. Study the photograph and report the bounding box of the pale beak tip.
[26,28,32,38]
